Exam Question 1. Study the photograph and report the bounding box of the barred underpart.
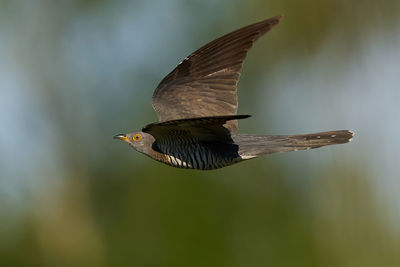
[153,135,241,170]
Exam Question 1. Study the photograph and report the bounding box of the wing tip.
[236,114,251,120]
[261,15,284,27]
[272,15,284,23]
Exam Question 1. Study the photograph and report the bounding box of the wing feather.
[152,16,282,132]
[143,115,251,143]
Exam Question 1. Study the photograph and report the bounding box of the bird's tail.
[232,130,354,159]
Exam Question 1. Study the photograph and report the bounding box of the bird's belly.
[157,142,241,170]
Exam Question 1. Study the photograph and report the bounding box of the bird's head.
[113,131,155,154]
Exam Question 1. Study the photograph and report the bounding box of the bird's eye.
[133,134,142,142]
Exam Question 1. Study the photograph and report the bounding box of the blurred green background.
[1,0,400,266]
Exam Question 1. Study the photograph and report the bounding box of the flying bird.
[114,16,353,170]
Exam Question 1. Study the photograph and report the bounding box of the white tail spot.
[348,131,355,142]
[331,135,336,138]
[316,136,321,139]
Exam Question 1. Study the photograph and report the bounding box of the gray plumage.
[114,16,354,170]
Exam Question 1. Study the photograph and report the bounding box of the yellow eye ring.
[133,134,142,142]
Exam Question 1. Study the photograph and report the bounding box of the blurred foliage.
[0,0,399,266]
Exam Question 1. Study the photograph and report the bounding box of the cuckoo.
[114,16,354,170]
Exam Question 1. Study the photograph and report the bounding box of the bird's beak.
[113,134,130,142]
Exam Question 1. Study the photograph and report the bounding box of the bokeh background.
[1,0,400,266]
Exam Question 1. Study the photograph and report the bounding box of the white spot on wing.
[177,57,189,65]
[205,68,229,77]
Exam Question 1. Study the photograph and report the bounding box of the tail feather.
[232,130,354,159]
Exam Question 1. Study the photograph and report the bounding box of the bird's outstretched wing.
[152,16,282,132]
[142,115,250,143]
